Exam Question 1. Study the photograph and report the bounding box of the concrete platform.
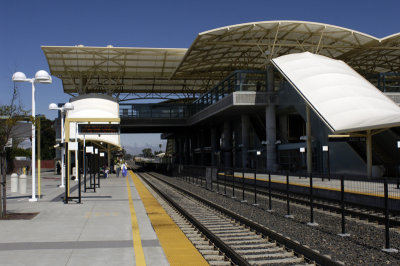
[0,170,205,265]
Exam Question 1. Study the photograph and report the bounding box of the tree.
[37,117,55,160]
[142,148,153,158]
[0,84,27,218]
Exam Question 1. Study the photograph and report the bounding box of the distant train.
[134,153,172,165]
[134,156,162,164]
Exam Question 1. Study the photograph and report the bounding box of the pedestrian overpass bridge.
[119,70,276,133]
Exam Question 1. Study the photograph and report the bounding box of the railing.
[190,70,267,115]
[377,72,400,92]
[119,103,189,119]
[120,70,268,119]
[166,164,400,250]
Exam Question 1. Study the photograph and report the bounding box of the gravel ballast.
[150,173,400,265]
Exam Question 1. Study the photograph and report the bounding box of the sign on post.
[78,124,120,134]
[68,142,78,151]
[86,146,94,154]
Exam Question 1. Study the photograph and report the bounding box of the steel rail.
[142,170,342,266]
[136,170,250,266]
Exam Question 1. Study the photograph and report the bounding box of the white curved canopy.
[67,94,121,148]
[272,52,400,133]
[43,21,400,97]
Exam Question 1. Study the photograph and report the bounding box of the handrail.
[120,70,268,119]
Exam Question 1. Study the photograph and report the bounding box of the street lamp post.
[322,145,330,181]
[12,70,52,202]
[49,103,74,188]
[300,147,306,178]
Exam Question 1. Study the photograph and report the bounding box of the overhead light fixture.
[34,70,52,83]
[12,72,27,82]
[49,103,58,110]
[12,70,53,202]
[48,102,74,188]
[63,102,74,111]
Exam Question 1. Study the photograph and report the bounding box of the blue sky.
[1,0,399,152]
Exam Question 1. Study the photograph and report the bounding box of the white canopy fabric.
[272,52,400,133]
[67,94,121,148]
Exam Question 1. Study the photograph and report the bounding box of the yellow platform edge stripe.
[129,170,208,266]
[126,175,146,266]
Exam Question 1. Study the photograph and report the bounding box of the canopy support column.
[306,105,312,174]
[266,66,277,172]
[75,122,78,181]
[241,115,250,169]
[185,136,189,165]
[211,128,217,167]
[107,144,111,171]
[366,130,372,178]
[178,137,184,164]
[200,129,205,166]
[223,121,232,168]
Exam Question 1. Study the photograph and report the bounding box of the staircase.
[249,113,266,142]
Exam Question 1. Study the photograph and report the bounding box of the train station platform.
[0,170,207,266]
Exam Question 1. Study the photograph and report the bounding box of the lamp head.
[63,102,74,111]
[49,103,58,110]
[34,70,52,84]
[12,72,27,82]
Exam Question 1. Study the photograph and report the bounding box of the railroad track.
[135,168,341,266]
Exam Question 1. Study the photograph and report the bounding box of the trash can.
[19,174,27,194]
[11,173,18,193]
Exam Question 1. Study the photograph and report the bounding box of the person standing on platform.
[104,165,109,178]
[56,161,61,175]
[121,161,127,177]
[116,160,121,177]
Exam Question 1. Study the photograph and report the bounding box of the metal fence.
[171,164,400,250]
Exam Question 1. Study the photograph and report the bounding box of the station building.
[41,21,400,178]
